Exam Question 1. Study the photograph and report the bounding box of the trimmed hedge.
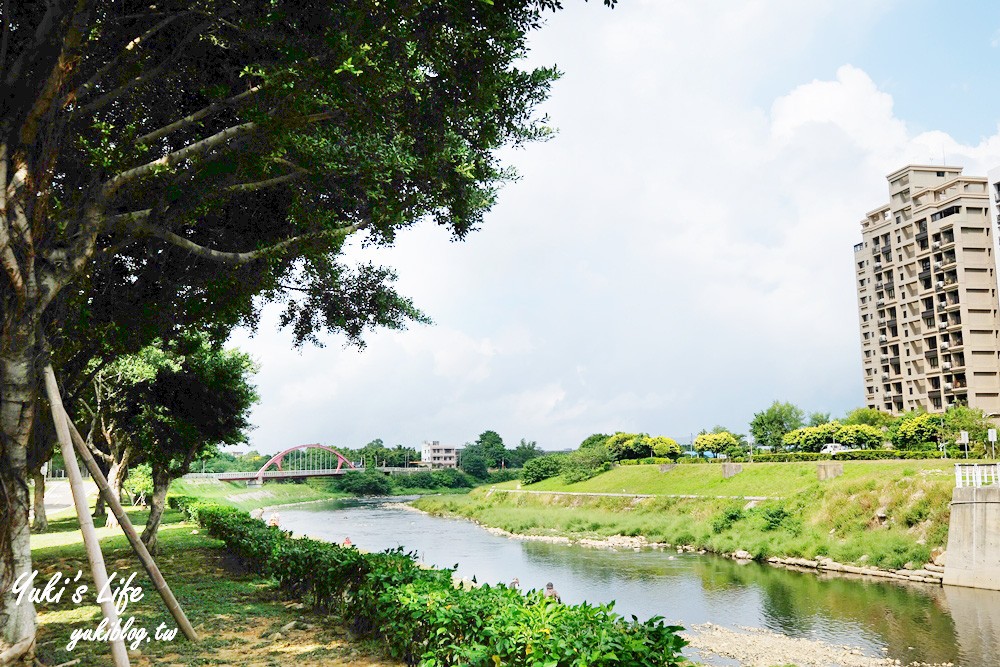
[752,450,943,463]
[612,450,946,465]
[189,502,688,666]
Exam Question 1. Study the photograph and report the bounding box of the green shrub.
[760,506,790,531]
[336,469,393,495]
[195,503,689,666]
[521,454,565,484]
[711,506,744,534]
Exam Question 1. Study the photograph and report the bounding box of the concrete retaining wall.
[943,485,1000,591]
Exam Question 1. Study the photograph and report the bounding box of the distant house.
[421,440,457,469]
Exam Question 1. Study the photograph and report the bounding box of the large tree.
[120,336,257,554]
[749,401,805,451]
[0,0,614,656]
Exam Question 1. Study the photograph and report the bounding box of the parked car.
[820,442,855,455]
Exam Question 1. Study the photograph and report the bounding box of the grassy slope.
[171,477,345,511]
[414,460,958,570]
[31,506,398,667]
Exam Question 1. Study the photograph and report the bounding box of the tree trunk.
[0,348,38,659]
[30,471,46,533]
[104,457,128,529]
[140,469,170,555]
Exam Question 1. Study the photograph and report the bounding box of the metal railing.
[955,464,1000,488]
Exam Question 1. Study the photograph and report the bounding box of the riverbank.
[29,506,400,666]
[411,460,956,581]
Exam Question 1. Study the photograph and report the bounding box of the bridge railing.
[955,463,1000,488]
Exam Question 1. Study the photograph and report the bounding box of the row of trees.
[751,401,997,454]
[458,430,543,478]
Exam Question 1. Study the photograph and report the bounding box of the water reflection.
[278,498,999,666]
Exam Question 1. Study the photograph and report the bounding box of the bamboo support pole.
[43,366,130,667]
[64,408,199,642]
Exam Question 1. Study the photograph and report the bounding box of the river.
[276,497,999,667]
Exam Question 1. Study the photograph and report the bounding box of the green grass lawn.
[30,504,398,666]
[171,477,346,511]
[415,459,959,570]
[506,459,957,497]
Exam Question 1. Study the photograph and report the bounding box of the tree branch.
[102,120,257,197]
[71,12,187,103]
[121,210,366,266]
[0,143,25,300]
[136,84,265,146]
[103,112,335,199]
[76,19,212,117]
[227,169,305,193]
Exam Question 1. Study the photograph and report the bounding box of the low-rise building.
[421,440,457,468]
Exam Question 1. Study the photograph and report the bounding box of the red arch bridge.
[184,443,423,487]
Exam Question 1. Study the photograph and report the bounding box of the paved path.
[35,478,98,516]
[487,488,781,501]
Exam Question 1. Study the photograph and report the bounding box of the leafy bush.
[521,454,565,484]
[195,503,689,666]
[711,506,744,534]
[760,506,790,531]
[561,445,613,483]
[336,469,393,495]
[393,468,477,490]
[486,469,521,484]
[619,457,675,466]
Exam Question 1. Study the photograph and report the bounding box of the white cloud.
[229,3,1000,453]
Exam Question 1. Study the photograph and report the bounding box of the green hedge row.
[186,502,688,666]
[612,450,947,465]
[750,450,943,463]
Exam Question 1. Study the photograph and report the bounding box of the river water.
[276,498,999,666]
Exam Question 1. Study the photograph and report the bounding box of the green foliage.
[751,450,942,463]
[521,455,566,484]
[835,423,884,449]
[474,429,507,468]
[649,436,682,460]
[195,503,688,667]
[509,438,543,468]
[782,421,839,452]
[750,401,805,451]
[760,506,790,531]
[843,407,895,429]
[579,433,611,450]
[711,506,744,534]
[459,451,490,479]
[807,412,831,427]
[693,432,738,454]
[940,405,992,449]
[123,463,153,499]
[889,412,943,450]
[561,445,613,483]
[122,335,259,480]
[604,432,652,461]
[336,469,393,496]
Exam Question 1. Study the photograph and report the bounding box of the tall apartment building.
[854,165,1000,417]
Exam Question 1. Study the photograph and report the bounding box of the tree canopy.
[0,1,616,653]
[749,401,805,451]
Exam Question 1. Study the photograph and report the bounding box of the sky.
[229,0,1000,454]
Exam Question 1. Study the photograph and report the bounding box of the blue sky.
[229,0,1000,454]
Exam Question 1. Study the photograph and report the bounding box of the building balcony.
[924,348,939,358]
[919,269,931,280]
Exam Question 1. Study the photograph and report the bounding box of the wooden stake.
[63,407,199,642]
[43,366,130,667]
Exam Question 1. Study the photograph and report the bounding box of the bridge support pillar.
[246,478,262,488]
[943,485,1000,591]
